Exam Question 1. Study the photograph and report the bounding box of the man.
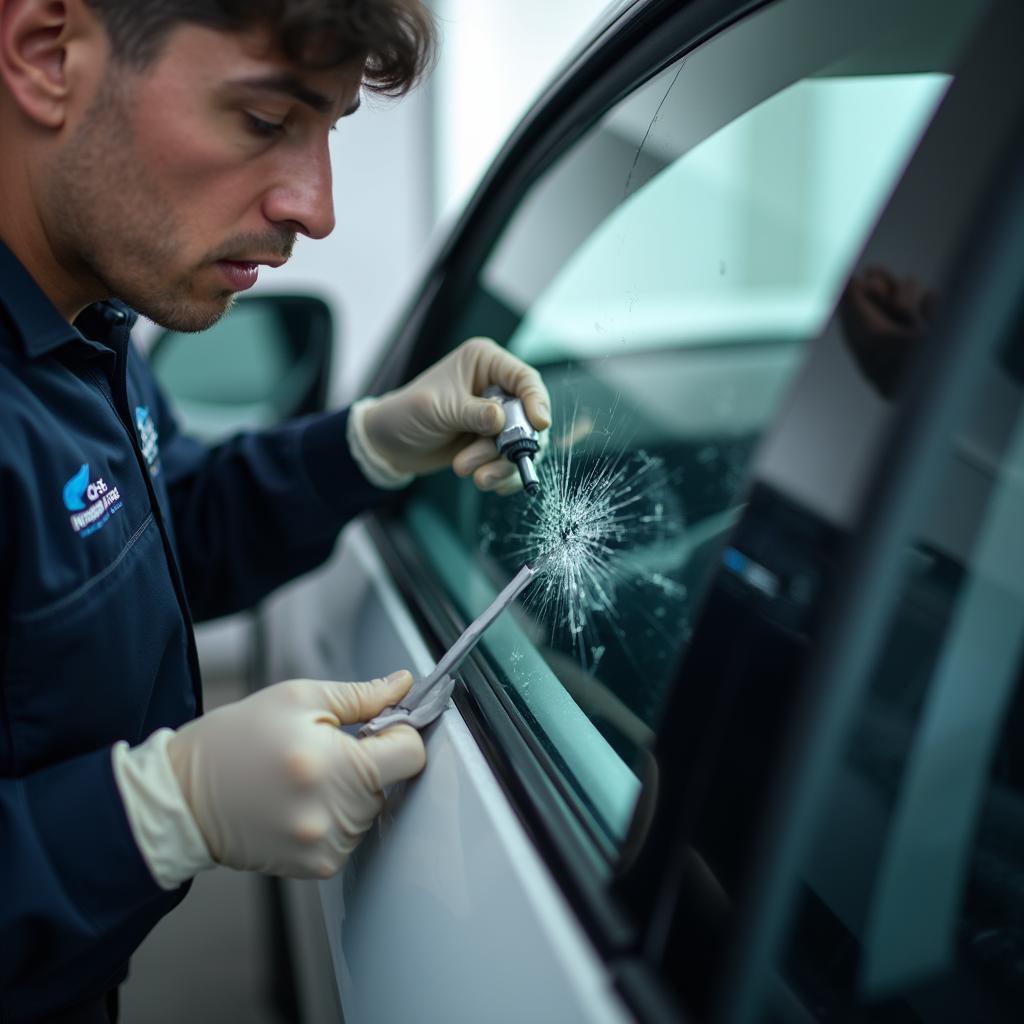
[0,1,551,1020]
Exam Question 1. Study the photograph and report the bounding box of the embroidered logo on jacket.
[63,463,123,537]
[135,406,161,477]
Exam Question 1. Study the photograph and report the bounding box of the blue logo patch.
[135,406,161,477]
[62,463,123,537]
[62,463,90,511]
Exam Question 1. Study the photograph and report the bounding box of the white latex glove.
[358,337,551,494]
[165,671,425,878]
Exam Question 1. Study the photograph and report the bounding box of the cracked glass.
[404,0,978,847]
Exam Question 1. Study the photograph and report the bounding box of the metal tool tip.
[516,455,540,496]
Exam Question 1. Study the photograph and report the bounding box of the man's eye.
[245,113,285,137]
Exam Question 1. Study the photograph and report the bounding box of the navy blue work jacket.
[0,240,390,1022]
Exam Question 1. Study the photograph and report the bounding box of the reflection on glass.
[840,267,938,398]
[502,74,949,368]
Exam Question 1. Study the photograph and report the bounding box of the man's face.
[44,24,364,331]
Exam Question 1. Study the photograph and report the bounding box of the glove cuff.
[347,397,416,490]
[112,728,215,890]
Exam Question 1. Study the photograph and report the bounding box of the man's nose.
[262,141,336,240]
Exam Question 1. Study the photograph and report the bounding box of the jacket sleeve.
[0,747,184,1019]
[141,357,398,622]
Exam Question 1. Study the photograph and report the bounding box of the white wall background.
[431,0,611,224]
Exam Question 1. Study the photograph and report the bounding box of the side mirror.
[148,294,334,442]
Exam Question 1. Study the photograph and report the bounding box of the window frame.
[361,0,1021,1018]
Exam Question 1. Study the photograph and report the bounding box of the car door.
[258,0,1022,1020]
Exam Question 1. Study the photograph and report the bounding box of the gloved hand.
[357,337,551,494]
[165,671,425,878]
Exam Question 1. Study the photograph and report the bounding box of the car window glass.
[403,0,986,848]
[778,327,1024,1022]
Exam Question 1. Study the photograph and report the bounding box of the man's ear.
[0,0,79,128]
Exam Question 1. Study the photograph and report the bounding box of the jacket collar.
[0,238,138,357]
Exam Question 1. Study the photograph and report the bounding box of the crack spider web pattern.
[485,405,687,679]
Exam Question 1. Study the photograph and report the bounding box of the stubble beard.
[45,72,235,333]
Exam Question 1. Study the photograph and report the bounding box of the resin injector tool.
[483,385,541,496]
[360,562,536,736]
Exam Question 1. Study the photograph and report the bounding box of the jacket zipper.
[89,311,204,715]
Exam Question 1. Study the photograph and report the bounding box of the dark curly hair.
[85,0,436,95]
